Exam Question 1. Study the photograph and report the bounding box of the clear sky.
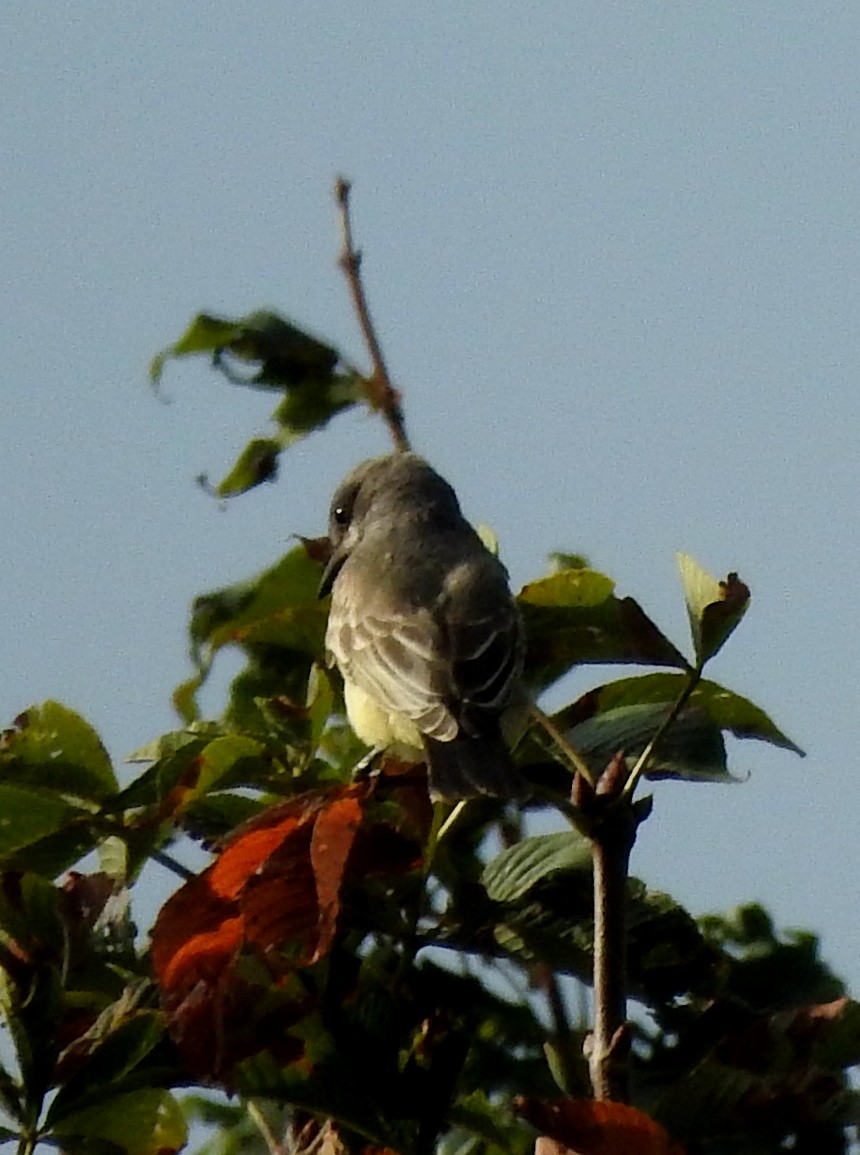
[4,4,859,996]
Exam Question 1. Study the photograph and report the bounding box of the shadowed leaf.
[558,674,804,757]
[568,704,733,783]
[519,569,687,691]
[51,1088,187,1155]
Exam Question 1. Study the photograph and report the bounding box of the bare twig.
[620,666,703,801]
[577,754,643,1101]
[588,813,634,1100]
[334,177,410,452]
[246,1100,284,1155]
[530,703,597,788]
[150,849,196,881]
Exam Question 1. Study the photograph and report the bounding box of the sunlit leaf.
[0,702,117,801]
[676,553,750,665]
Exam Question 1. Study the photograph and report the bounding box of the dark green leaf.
[482,831,592,904]
[518,569,687,691]
[50,1088,188,1155]
[47,1010,168,1126]
[569,703,734,783]
[150,311,339,392]
[560,673,804,756]
[215,438,280,496]
[0,785,79,860]
[177,546,327,723]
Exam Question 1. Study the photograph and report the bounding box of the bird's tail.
[424,731,528,801]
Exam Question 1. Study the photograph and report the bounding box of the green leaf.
[98,836,128,882]
[271,369,364,443]
[150,310,339,391]
[51,1088,188,1155]
[215,437,281,496]
[548,551,590,573]
[482,831,592,904]
[677,553,750,665]
[518,568,687,691]
[193,735,269,796]
[560,673,804,756]
[568,703,734,783]
[47,1011,168,1126]
[519,568,614,608]
[489,876,719,1001]
[0,702,117,801]
[177,546,327,722]
[0,785,79,860]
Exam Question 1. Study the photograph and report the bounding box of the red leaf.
[151,781,421,1082]
[518,1099,686,1155]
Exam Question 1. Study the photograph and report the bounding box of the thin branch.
[150,849,196,881]
[334,176,410,452]
[620,666,703,801]
[588,808,634,1101]
[530,704,597,788]
[246,1100,284,1155]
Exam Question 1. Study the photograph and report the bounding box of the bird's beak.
[318,544,347,598]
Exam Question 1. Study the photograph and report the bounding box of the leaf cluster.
[1,297,848,1155]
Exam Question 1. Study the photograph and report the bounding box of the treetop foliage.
[2,184,852,1155]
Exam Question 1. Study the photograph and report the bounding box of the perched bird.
[319,452,527,801]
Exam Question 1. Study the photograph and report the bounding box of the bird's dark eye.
[334,505,349,526]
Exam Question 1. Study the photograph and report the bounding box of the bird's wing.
[326,601,459,741]
[448,601,525,732]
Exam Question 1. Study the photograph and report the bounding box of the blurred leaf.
[2,822,107,879]
[568,704,733,783]
[548,552,591,573]
[0,702,117,801]
[484,856,719,1002]
[699,903,844,1009]
[97,837,128,883]
[0,785,80,860]
[48,1009,169,1125]
[271,369,364,443]
[519,569,687,691]
[559,674,804,757]
[676,554,750,666]
[475,525,500,556]
[519,1097,686,1155]
[51,1088,188,1155]
[177,546,327,724]
[448,1090,533,1155]
[214,438,280,496]
[153,313,366,494]
[519,569,615,609]
[150,311,339,391]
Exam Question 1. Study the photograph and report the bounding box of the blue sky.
[3,3,859,995]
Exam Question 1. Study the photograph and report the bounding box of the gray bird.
[319,452,527,800]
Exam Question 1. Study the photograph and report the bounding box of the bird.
[318,452,527,801]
